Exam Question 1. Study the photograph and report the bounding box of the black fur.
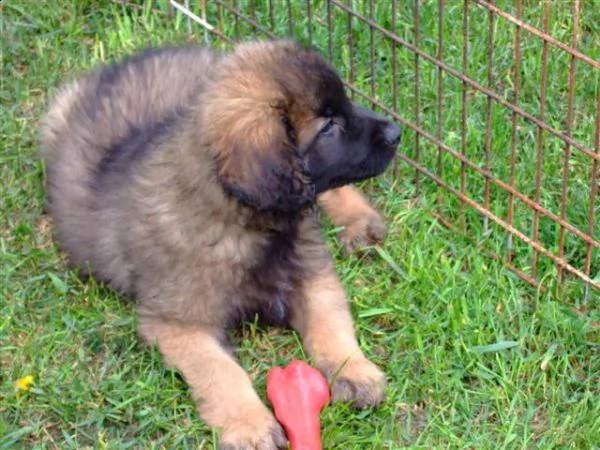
[231,218,303,328]
[92,107,188,192]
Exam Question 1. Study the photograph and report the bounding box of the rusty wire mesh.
[156,0,598,301]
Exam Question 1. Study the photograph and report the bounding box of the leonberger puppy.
[41,39,401,449]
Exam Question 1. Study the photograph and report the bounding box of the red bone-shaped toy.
[266,360,331,450]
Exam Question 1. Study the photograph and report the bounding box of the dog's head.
[204,40,401,213]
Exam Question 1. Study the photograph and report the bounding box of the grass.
[1,1,599,448]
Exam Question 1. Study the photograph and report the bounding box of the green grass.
[1,1,599,448]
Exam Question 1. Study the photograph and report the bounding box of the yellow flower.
[14,375,34,398]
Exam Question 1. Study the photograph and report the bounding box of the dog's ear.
[217,106,316,213]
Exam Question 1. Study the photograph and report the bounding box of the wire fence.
[119,1,599,302]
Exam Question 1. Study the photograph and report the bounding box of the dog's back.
[41,46,219,291]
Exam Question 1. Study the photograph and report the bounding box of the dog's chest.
[235,225,304,327]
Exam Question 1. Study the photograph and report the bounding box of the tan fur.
[138,318,287,448]
[289,247,387,407]
[41,40,399,449]
[318,186,387,254]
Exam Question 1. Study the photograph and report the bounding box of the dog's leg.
[317,185,386,254]
[289,261,387,408]
[138,316,287,450]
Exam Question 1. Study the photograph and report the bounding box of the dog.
[41,39,401,449]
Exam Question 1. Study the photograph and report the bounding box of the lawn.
[1,1,599,449]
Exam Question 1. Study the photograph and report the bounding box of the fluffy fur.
[41,39,401,449]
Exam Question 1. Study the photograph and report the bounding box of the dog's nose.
[383,123,402,146]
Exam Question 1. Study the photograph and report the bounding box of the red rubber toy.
[266,360,331,450]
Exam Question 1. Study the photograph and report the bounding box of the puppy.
[41,39,401,449]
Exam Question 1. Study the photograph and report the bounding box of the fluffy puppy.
[41,39,401,449]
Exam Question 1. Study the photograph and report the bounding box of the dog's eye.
[320,119,335,135]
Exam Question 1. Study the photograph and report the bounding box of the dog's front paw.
[339,212,387,255]
[326,357,387,408]
[219,404,288,450]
